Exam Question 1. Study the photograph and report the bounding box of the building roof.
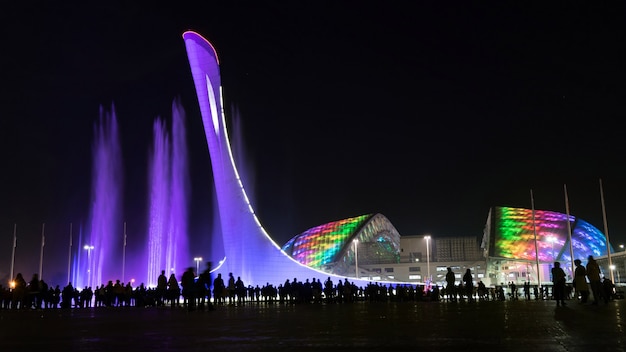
[485,206,612,263]
[282,213,401,275]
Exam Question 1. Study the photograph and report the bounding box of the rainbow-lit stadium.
[281,214,401,277]
[482,206,619,286]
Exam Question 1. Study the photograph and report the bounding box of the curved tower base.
[184,31,382,287]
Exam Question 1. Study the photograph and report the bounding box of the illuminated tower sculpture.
[184,31,404,286]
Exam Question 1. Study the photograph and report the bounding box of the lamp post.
[10,224,16,285]
[354,239,359,279]
[84,245,94,288]
[425,235,431,283]
[122,222,127,283]
[39,223,45,280]
[620,244,625,251]
[194,257,203,275]
[610,264,621,284]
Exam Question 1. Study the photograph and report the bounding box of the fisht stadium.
[281,214,401,278]
[482,206,623,287]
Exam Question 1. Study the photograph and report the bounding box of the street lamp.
[353,239,359,279]
[425,235,431,283]
[84,245,94,287]
[194,257,203,275]
[620,244,624,251]
[610,264,621,284]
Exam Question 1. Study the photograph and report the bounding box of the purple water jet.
[83,105,124,289]
[169,100,191,279]
[146,100,190,287]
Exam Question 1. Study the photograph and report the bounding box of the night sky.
[2,2,625,283]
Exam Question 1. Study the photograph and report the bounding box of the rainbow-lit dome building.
[482,206,614,284]
[281,214,401,277]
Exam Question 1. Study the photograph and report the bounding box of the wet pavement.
[0,298,624,352]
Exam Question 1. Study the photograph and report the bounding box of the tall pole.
[39,223,45,280]
[354,239,359,279]
[84,245,94,288]
[564,184,575,277]
[10,223,16,282]
[425,235,431,283]
[599,179,614,283]
[122,221,127,283]
[531,189,541,286]
[67,223,73,285]
[194,257,203,275]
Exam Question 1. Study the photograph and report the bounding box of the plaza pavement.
[0,298,624,352]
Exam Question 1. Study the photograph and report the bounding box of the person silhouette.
[602,276,614,303]
[586,255,603,304]
[181,267,196,311]
[573,259,589,303]
[213,273,225,305]
[156,270,167,306]
[551,261,567,307]
[166,273,180,307]
[463,268,474,301]
[445,267,456,302]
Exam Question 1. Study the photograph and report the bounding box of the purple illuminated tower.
[183,31,389,286]
[183,32,399,286]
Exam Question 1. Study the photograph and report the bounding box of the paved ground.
[0,298,624,352]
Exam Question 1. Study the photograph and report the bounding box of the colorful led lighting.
[492,206,611,262]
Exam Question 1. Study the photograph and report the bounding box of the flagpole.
[122,221,127,283]
[10,224,16,283]
[67,223,73,285]
[531,189,541,286]
[564,185,575,277]
[39,223,46,280]
[599,179,614,283]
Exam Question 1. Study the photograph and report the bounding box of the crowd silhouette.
[1,260,618,311]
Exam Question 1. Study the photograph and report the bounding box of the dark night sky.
[1,2,625,281]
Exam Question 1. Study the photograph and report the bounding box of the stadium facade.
[482,206,624,287]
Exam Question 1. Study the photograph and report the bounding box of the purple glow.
[147,117,170,286]
[71,102,191,289]
[146,100,191,287]
[81,106,124,289]
[183,31,399,286]
[170,100,191,280]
